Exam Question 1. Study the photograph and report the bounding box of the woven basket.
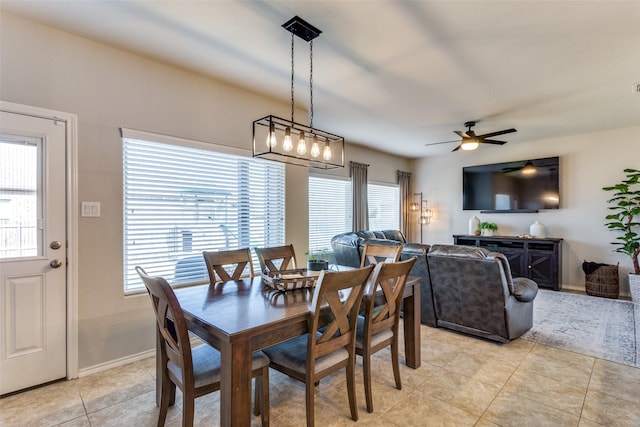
[585,263,619,299]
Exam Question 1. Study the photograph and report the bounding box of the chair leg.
[182,389,195,427]
[157,375,172,427]
[260,366,270,427]
[253,376,261,417]
[346,358,359,421]
[305,379,315,427]
[362,350,374,413]
[391,338,402,390]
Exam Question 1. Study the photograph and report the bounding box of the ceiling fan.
[425,121,517,152]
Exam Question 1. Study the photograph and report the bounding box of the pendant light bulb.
[310,135,320,158]
[322,139,332,161]
[266,122,277,149]
[282,127,293,152]
[297,131,307,155]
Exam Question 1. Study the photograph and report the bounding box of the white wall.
[0,13,410,369]
[412,126,640,296]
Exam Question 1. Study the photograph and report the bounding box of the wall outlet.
[81,201,101,217]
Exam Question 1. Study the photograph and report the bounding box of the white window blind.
[123,136,285,293]
[308,176,351,252]
[368,183,400,231]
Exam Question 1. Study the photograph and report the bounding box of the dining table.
[160,270,421,427]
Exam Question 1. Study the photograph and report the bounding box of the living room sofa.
[331,230,437,327]
[331,231,538,342]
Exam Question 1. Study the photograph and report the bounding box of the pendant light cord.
[290,31,295,124]
[309,40,314,128]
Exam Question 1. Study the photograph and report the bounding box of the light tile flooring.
[2,325,640,426]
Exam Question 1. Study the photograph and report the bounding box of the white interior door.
[0,111,67,395]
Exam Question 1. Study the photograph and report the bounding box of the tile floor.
[2,325,640,426]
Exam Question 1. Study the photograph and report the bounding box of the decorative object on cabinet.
[469,215,480,235]
[478,221,498,236]
[529,221,545,238]
[453,234,563,290]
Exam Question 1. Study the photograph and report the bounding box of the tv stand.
[453,235,563,290]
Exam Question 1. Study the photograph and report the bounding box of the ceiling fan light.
[521,161,537,175]
[461,140,479,151]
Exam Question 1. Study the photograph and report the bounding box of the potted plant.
[306,249,330,271]
[478,221,498,236]
[603,168,640,303]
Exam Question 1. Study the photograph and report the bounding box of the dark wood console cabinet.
[453,235,563,290]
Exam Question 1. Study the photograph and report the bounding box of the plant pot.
[481,229,494,237]
[629,273,640,305]
[307,260,328,272]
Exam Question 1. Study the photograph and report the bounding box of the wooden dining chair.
[202,247,255,284]
[355,256,417,413]
[262,264,375,427]
[135,266,270,427]
[360,242,402,267]
[254,244,298,273]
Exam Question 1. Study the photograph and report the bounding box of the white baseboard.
[78,349,155,377]
[78,335,203,378]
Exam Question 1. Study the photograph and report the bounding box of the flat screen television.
[463,156,560,212]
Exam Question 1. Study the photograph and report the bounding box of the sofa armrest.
[512,277,539,302]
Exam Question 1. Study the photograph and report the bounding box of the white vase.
[630,273,640,305]
[530,221,545,238]
[469,216,480,235]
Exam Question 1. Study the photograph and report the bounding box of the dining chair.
[135,266,270,427]
[202,247,255,284]
[262,264,375,427]
[360,242,402,267]
[254,244,298,273]
[355,256,417,413]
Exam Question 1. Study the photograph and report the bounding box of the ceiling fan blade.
[451,144,462,152]
[454,130,470,138]
[477,128,517,139]
[424,140,460,146]
[481,139,508,145]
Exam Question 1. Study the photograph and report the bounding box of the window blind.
[123,137,285,293]
[368,183,400,231]
[308,176,352,252]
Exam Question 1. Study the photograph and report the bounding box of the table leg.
[219,337,253,427]
[403,283,421,368]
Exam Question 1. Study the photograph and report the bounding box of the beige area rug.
[521,289,637,367]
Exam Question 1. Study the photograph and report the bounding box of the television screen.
[463,156,560,212]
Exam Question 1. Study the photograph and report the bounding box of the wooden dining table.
[162,272,421,427]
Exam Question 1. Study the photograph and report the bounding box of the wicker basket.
[585,263,619,299]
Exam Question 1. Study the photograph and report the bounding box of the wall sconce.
[412,192,433,243]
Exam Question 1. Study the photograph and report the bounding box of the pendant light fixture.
[252,16,345,169]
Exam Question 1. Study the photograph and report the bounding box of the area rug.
[521,289,637,367]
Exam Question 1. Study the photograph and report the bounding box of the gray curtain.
[350,161,369,231]
[397,170,412,240]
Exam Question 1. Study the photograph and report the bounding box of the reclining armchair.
[427,244,539,342]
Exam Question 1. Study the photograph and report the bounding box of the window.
[308,175,351,252]
[368,183,400,230]
[123,131,285,293]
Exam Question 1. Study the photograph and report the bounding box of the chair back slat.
[360,243,402,267]
[364,257,417,336]
[310,265,374,359]
[135,266,194,384]
[203,248,254,283]
[254,244,297,273]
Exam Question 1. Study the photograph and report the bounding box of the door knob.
[50,241,62,250]
[50,259,63,269]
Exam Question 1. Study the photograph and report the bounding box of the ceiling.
[2,1,639,158]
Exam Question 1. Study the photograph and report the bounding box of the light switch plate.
[81,201,101,217]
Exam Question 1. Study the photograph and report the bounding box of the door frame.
[1,100,79,380]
